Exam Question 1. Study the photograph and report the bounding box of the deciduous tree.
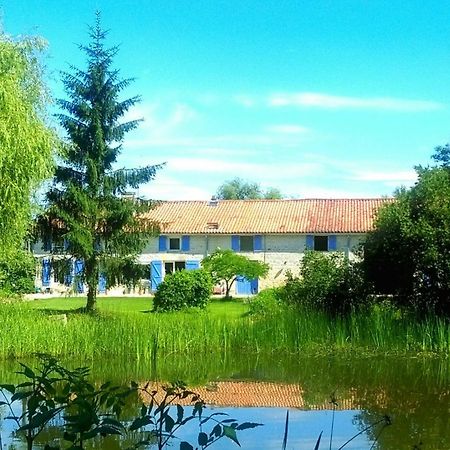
[0,34,55,256]
[363,151,450,315]
[41,15,162,311]
[202,249,269,298]
[216,178,282,200]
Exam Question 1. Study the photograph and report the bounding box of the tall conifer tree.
[43,14,161,311]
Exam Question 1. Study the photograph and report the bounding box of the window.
[169,238,180,250]
[231,235,263,252]
[52,259,72,284]
[314,236,328,252]
[306,235,337,252]
[165,261,185,275]
[159,235,190,252]
[240,236,254,252]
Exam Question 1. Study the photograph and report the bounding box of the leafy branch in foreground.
[0,356,261,449]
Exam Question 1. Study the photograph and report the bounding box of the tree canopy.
[216,178,282,200]
[363,149,450,315]
[41,15,162,311]
[202,249,269,298]
[0,34,55,256]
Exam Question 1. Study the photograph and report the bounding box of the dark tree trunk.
[85,256,98,312]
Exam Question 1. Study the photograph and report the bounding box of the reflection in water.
[0,353,449,449]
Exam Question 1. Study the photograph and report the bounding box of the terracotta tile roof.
[140,381,361,410]
[142,198,391,234]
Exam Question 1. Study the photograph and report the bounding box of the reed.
[0,298,448,361]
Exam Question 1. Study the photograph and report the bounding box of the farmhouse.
[33,198,388,295]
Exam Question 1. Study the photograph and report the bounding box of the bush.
[0,250,35,296]
[153,269,213,312]
[247,288,283,316]
[279,252,369,315]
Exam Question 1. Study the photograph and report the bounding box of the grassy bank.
[0,297,448,360]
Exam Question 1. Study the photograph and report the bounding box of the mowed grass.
[0,296,448,360]
[28,296,247,319]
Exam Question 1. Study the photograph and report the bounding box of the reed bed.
[0,300,448,361]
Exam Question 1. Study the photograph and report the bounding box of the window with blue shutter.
[328,235,337,251]
[231,235,240,251]
[254,235,263,252]
[42,259,51,287]
[186,260,200,270]
[306,235,314,250]
[181,235,190,252]
[150,260,163,291]
[159,235,167,252]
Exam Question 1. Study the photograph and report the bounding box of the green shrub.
[248,288,283,316]
[153,269,213,312]
[0,250,35,296]
[279,252,369,315]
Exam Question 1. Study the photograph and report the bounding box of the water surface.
[0,353,448,449]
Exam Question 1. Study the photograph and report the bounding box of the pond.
[0,353,449,449]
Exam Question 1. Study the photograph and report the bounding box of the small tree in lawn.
[41,14,162,312]
[202,249,269,298]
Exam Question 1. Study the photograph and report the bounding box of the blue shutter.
[306,235,314,250]
[254,235,263,252]
[328,235,337,251]
[158,235,167,252]
[98,273,107,293]
[231,235,240,251]
[42,259,51,287]
[74,259,84,293]
[150,260,163,291]
[186,260,200,270]
[181,235,190,252]
[250,278,259,295]
[63,238,69,251]
[236,276,252,295]
[64,259,74,286]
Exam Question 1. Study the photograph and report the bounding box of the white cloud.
[268,92,443,111]
[350,169,417,184]
[124,102,198,138]
[126,131,307,149]
[166,157,322,180]
[137,175,210,200]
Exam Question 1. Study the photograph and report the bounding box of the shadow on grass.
[37,307,101,317]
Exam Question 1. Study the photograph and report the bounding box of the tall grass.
[0,299,448,361]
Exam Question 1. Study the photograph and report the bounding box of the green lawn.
[28,296,249,319]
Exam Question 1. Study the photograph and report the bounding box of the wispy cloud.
[137,175,211,200]
[268,92,443,111]
[167,157,322,180]
[124,102,198,137]
[233,94,257,108]
[350,169,417,184]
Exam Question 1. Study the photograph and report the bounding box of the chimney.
[208,195,219,207]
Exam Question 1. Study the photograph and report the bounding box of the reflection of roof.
[142,199,390,234]
[140,381,361,410]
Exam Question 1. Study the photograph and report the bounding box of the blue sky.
[2,0,450,200]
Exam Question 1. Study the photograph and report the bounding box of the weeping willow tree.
[41,15,162,312]
[0,34,55,258]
